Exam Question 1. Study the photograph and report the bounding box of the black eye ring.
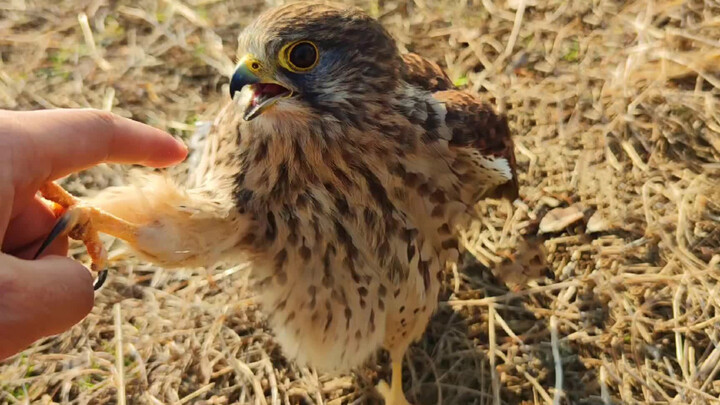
[285,41,319,72]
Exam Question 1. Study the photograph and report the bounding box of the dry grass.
[1,0,719,404]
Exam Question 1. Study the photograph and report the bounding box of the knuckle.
[85,108,119,130]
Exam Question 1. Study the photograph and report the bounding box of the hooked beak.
[229,60,260,100]
[230,55,293,121]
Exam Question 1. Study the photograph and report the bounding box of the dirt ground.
[1,0,719,404]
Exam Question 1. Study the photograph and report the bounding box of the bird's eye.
[289,42,317,69]
[280,41,319,72]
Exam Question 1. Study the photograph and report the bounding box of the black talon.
[35,212,109,291]
[93,269,109,290]
[33,213,74,260]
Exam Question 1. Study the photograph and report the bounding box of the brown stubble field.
[1,0,719,404]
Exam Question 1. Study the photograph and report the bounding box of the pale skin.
[0,108,187,360]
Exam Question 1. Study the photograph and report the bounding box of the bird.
[37,2,518,404]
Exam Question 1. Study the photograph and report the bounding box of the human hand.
[0,109,187,360]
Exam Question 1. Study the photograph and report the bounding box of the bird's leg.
[376,350,412,405]
[37,182,140,289]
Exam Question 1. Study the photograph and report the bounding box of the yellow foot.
[37,182,140,289]
[376,380,412,405]
[376,359,413,405]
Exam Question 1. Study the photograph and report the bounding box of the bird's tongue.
[244,83,292,121]
[251,83,290,107]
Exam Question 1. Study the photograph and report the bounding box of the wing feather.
[400,52,518,201]
[435,90,519,201]
[401,53,453,92]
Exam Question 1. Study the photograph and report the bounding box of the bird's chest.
[243,177,401,279]
[240,162,450,297]
[222,131,463,371]
[230,127,459,301]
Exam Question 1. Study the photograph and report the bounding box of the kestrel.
[38,2,518,404]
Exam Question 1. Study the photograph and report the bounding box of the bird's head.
[230,2,402,122]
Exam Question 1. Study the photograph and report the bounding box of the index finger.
[9,109,188,181]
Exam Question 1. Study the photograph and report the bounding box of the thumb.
[0,254,94,360]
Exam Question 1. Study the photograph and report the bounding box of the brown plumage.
[39,2,519,404]
[401,53,453,91]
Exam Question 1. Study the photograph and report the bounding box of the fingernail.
[175,137,189,152]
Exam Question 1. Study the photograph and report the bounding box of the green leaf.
[454,76,469,87]
[563,40,580,62]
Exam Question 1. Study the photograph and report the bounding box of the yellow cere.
[239,55,263,76]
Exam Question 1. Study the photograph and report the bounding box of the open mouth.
[244,83,293,121]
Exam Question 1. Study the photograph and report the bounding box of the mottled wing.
[435,90,519,202]
[401,53,518,201]
[401,53,454,92]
